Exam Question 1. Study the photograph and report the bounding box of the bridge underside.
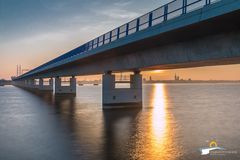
[37,30,240,78]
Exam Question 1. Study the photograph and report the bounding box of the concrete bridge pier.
[26,79,35,89]
[17,80,22,87]
[15,80,24,88]
[102,71,142,109]
[24,80,28,87]
[26,79,33,88]
[55,76,76,95]
[14,79,34,89]
[38,78,53,92]
[20,80,27,88]
[32,79,39,89]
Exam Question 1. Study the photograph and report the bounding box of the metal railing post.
[164,5,168,21]
[103,34,105,45]
[136,18,140,31]
[97,37,99,47]
[109,31,112,42]
[91,40,94,49]
[206,0,210,5]
[117,28,120,39]
[126,23,129,36]
[183,0,187,14]
[149,12,153,27]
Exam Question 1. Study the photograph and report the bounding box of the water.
[0,83,240,160]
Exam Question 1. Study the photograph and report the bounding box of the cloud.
[94,8,140,20]
[113,1,133,7]
[40,0,69,11]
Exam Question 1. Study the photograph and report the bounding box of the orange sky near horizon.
[76,64,240,81]
[1,57,240,80]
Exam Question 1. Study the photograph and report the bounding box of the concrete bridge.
[12,0,240,108]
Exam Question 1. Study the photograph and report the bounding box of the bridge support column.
[15,80,24,87]
[38,78,53,92]
[32,79,38,89]
[55,77,76,95]
[24,80,28,87]
[21,80,26,88]
[27,79,33,88]
[102,71,142,109]
[27,79,35,89]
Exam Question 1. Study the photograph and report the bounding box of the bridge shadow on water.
[16,86,143,160]
[102,108,141,160]
[15,84,186,160]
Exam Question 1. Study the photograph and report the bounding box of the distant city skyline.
[0,0,240,80]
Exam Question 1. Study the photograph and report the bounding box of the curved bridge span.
[13,0,240,107]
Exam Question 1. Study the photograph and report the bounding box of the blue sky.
[0,0,170,43]
[0,0,172,79]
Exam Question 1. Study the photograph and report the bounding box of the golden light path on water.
[131,84,181,160]
[152,83,167,146]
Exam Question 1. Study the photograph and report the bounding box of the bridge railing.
[86,0,219,51]
[21,0,220,78]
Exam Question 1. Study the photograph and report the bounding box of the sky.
[0,0,240,80]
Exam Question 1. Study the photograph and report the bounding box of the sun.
[152,70,164,73]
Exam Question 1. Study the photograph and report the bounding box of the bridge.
[12,0,240,108]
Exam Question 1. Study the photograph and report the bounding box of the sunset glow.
[0,0,239,80]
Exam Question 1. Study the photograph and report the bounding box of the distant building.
[174,74,180,81]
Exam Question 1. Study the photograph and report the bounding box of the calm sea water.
[0,83,240,160]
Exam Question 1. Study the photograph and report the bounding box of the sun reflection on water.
[151,83,167,145]
[131,83,181,160]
